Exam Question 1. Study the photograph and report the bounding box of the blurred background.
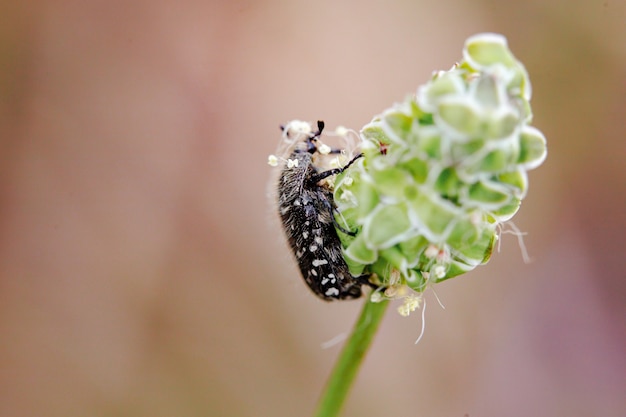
[1,1,624,416]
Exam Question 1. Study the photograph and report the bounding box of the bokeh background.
[1,1,625,416]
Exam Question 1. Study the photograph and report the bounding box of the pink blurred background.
[1,1,625,416]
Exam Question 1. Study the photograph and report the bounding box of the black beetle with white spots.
[274,121,374,301]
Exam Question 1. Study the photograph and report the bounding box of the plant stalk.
[313,298,389,417]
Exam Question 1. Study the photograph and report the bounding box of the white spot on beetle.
[325,288,339,297]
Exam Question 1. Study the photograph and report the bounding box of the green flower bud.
[334,33,547,302]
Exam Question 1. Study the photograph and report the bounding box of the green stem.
[313,298,389,417]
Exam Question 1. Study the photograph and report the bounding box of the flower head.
[333,33,547,298]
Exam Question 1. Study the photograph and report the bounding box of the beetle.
[276,120,373,300]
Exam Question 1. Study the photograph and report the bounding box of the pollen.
[284,120,312,136]
[370,292,383,303]
[287,158,299,169]
[318,143,332,155]
[335,126,349,136]
[398,294,422,317]
[268,155,278,166]
[433,265,446,279]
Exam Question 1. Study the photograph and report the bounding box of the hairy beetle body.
[277,121,367,300]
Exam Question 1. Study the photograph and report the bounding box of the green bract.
[334,33,547,294]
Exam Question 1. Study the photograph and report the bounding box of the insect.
[276,120,373,300]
